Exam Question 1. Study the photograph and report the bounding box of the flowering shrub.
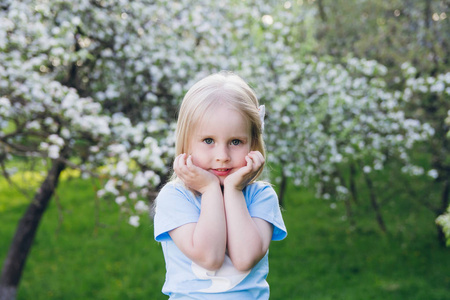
[0,0,246,225]
[261,57,435,198]
[0,0,442,226]
[437,206,450,247]
[436,110,450,246]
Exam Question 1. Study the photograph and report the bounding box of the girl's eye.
[204,138,214,145]
[231,139,241,146]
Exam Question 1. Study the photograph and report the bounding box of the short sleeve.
[154,183,201,242]
[245,182,287,241]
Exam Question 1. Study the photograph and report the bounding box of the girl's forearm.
[223,186,269,272]
[192,184,227,270]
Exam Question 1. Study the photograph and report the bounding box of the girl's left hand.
[224,151,265,191]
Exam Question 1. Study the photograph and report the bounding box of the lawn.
[1,175,449,299]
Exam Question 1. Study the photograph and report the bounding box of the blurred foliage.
[294,0,449,243]
[309,0,449,75]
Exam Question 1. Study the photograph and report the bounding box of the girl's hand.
[173,153,220,194]
[224,151,265,191]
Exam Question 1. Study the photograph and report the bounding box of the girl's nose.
[215,145,230,162]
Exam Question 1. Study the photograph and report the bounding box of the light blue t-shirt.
[154,181,287,299]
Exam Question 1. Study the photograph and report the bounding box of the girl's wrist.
[199,181,221,195]
[223,181,245,193]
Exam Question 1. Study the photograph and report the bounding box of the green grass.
[1,176,449,299]
[270,185,450,299]
[0,177,165,299]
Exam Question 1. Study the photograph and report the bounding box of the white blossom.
[133,172,148,187]
[427,169,438,179]
[115,196,127,205]
[363,166,372,173]
[48,145,60,159]
[128,215,140,227]
[116,161,128,177]
[104,180,119,195]
[135,200,149,212]
[48,134,64,147]
[97,189,106,198]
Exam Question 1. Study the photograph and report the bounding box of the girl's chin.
[210,170,234,184]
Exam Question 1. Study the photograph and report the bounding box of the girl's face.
[189,104,251,185]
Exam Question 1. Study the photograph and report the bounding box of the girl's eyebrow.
[232,136,249,141]
[196,133,214,138]
[196,133,249,141]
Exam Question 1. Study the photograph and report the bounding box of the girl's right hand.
[173,153,219,194]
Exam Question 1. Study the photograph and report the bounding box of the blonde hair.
[172,71,265,183]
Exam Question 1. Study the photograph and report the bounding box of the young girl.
[154,72,287,299]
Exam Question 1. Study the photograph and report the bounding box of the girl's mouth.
[212,168,231,176]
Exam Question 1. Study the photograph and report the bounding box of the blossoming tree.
[0,0,246,297]
[436,110,450,246]
[0,0,445,298]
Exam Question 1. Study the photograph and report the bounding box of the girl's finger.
[257,152,265,163]
[176,153,188,173]
[251,151,264,161]
[249,151,264,168]
[247,152,257,164]
[186,155,200,174]
[245,155,253,169]
[186,155,193,168]
[173,154,181,171]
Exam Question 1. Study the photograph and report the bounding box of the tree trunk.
[424,0,432,30]
[336,169,355,227]
[0,159,65,300]
[317,0,327,22]
[349,162,359,204]
[363,171,387,233]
